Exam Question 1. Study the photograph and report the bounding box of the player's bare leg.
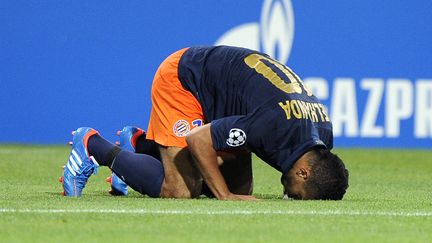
[159,146,203,198]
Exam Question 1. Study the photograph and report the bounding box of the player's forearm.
[186,125,231,199]
[195,156,231,199]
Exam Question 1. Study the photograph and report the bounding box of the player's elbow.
[186,124,214,154]
[185,131,196,148]
[185,125,204,148]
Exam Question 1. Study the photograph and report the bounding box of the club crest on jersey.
[173,120,190,137]
[226,128,246,147]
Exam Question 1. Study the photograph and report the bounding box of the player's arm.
[186,124,257,201]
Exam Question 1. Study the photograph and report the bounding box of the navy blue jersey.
[178,46,333,173]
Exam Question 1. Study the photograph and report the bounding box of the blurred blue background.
[1,0,431,147]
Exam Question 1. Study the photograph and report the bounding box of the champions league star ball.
[226,128,246,147]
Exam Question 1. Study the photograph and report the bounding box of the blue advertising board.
[1,0,431,148]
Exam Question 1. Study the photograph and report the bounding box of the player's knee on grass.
[159,146,202,199]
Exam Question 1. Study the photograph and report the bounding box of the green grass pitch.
[0,145,431,242]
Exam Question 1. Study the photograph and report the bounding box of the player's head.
[281,148,349,200]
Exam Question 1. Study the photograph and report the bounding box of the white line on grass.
[0,208,431,217]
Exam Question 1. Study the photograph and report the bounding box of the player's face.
[281,172,307,200]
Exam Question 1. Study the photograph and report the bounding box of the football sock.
[87,134,120,167]
[135,135,161,160]
[87,134,164,197]
[111,151,164,197]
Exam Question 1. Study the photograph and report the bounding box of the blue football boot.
[59,127,99,197]
[106,126,145,196]
[116,126,145,151]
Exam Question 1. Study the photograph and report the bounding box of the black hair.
[304,149,349,200]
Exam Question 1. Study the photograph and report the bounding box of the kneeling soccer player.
[59,45,349,200]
